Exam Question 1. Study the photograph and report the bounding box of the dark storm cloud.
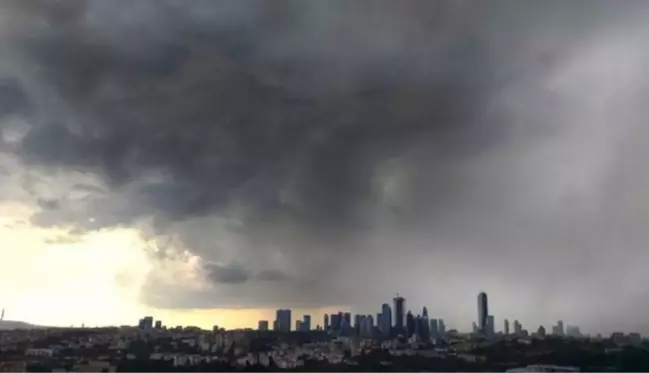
[6,1,508,233]
[206,262,251,285]
[205,263,294,285]
[0,79,30,117]
[3,0,649,334]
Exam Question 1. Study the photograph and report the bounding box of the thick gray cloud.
[2,0,649,334]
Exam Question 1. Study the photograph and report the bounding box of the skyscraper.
[393,294,406,331]
[438,319,446,336]
[513,320,522,335]
[556,320,564,336]
[504,319,510,335]
[329,313,341,331]
[430,318,439,338]
[303,315,311,331]
[417,316,430,340]
[477,292,488,334]
[381,303,392,335]
[324,314,329,330]
[343,312,352,329]
[406,311,415,338]
[340,312,351,335]
[420,306,430,339]
[486,315,495,336]
[258,320,269,331]
[275,309,291,332]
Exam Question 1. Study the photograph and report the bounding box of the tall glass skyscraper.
[478,292,488,333]
[381,303,392,335]
[393,295,405,331]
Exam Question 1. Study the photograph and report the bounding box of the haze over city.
[1,0,649,336]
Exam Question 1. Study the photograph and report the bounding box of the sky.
[2,0,649,335]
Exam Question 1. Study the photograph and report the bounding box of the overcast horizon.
[2,0,649,336]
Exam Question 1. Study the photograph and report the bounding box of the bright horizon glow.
[0,203,340,330]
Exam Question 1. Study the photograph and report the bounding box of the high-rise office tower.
[275,309,282,330]
[513,320,522,335]
[477,292,488,334]
[276,309,292,332]
[296,320,302,331]
[486,315,495,336]
[343,312,352,330]
[381,303,392,335]
[421,307,430,337]
[154,320,162,329]
[303,315,311,331]
[358,315,373,338]
[406,311,415,338]
[393,295,406,331]
[284,309,292,332]
[331,313,341,331]
[556,320,564,336]
[438,319,446,336]
[417,316,430,340]
[354,314,361,330]
[504,319,510,335]
[258,320,269,331]
[430,318,439,338]
[324,314,329,330]
[340,313,350,334]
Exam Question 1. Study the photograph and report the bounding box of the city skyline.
[129,292,597,341]
[2,1,649,338]
[0,291,603,337]
[0,291,609,338]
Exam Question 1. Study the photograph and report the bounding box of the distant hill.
[0,320,41,330]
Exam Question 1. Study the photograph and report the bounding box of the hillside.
[0,320,40,330]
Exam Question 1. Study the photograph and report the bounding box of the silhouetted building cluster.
[249,290,582,341]
[259,294,451,342]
